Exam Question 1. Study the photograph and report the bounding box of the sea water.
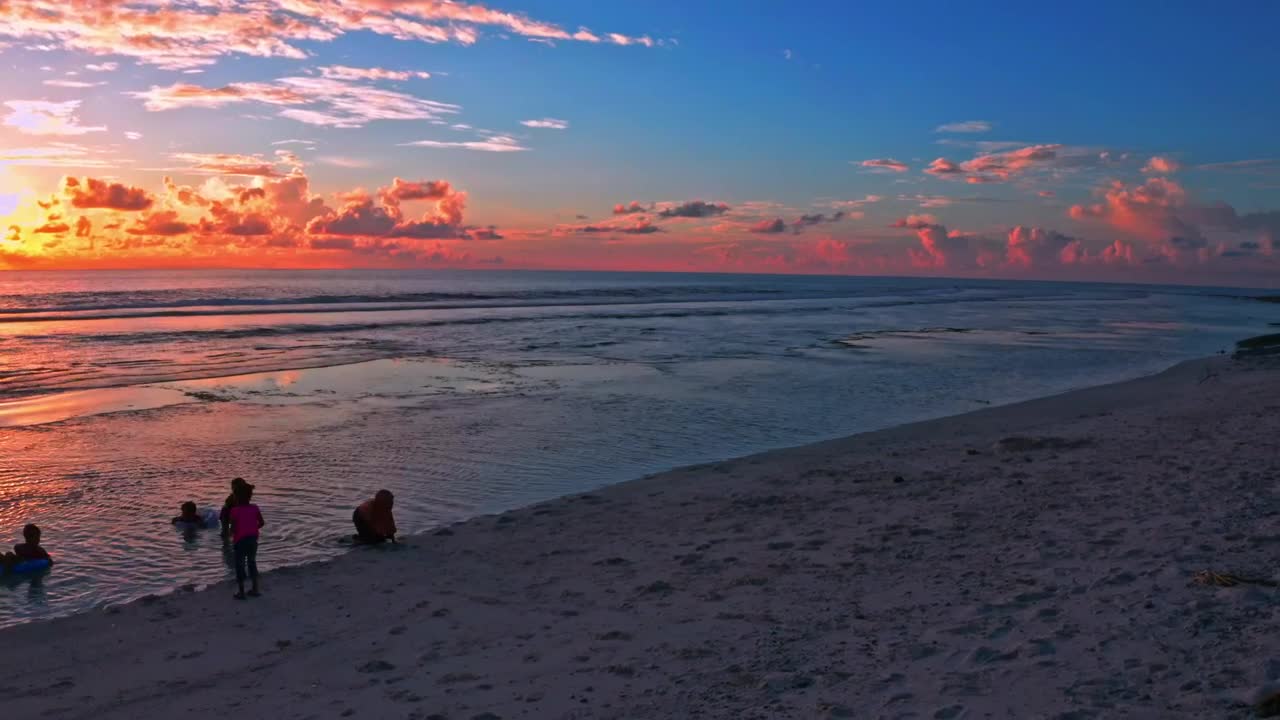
[1,269,1276,626]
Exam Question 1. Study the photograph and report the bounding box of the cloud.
[61,176,154,211]
[129,82,307,111]
[613,201,646,215]
[3,100,105,136]
[750,218,787,234]
[0,1,655,70]
[1068,177,1193,241]
[897,193,1000,209]
[75,216,91,237]
[311,237,357,250]
[572,217,661,235]
[308,176,468,240]
[469,226,504,240]
[34,221,71,234]
[42,79,105,88]
[1006,226,1077,267]
[1195,158,1280,175]
[124,131,142,141]
[379,178,455,206]
[935,120,992,133]
[171,152,289,177]
[657,200,730,219]
[318,65,431,81]
[402,135,528,152]
[783,49,793,61]
[793,212,846,230]
[521,118,569,129]
[129,77,460,128]
[317,156,371,168]
[924,158,964,176]
[1067,177,1280,264]
[272,139,316,146]
[84,62,118,72]
[890,216,1004,269]
[1142,156,1181,174]
[127,210,192,236]
[827,195,884,209]
[0,143,115,168]
[924,144,1084,184]
[859,158,909,173]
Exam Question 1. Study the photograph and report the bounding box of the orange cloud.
[61,177,154,211]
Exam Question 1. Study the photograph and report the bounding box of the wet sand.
[2,353,1278,719]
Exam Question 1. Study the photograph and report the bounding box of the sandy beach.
[2,352,1278,719]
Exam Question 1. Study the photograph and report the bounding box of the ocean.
[1,269,1276,626]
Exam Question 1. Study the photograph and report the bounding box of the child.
[353,490,397,544]
[2,524,53,570]
[172,501,203,526]
[220,477,249,539]
[228,482,264,599]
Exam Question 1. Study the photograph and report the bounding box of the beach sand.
[2,354,1278,719]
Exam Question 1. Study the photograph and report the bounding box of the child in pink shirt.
[228,482,265,600]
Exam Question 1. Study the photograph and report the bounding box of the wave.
[0,285,791,317]
[0,284,1116,326]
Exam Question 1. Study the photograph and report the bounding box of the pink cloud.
[1006,225,1075,268]
[750,218,787,234]
[171,153,289,178]
[1068,177,1192,241]
[568,217,662,235]
[1142,156,1181,174]
[0,1,654,70]
[613,201,646,215]
[859,158,909,172]
[130,77,460,128]
[924,158,964,176]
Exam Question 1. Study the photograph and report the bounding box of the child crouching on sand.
[228,483,264,599]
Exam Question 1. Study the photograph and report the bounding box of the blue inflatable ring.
[2,558,51,576]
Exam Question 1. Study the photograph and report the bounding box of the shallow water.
[1,270,1276,626]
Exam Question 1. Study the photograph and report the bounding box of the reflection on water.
[0,387,193,427]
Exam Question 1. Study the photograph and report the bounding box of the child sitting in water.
[2,524,53,570]
[173,501,202,526]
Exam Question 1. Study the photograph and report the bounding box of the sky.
[0,1,1278,286]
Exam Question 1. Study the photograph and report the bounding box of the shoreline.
[2,352,1278,718]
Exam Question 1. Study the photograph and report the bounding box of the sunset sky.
[1,1,1278,284]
